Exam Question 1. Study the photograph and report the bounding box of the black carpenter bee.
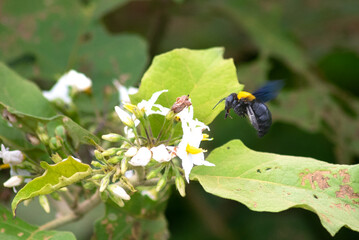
[213,80,283,137]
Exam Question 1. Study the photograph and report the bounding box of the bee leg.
[225,110,232,119]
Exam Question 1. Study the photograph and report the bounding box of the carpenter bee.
[213,80,283,137]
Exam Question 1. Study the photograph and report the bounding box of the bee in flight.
[213,80,284,137]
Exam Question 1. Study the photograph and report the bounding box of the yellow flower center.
[186,144,205,154]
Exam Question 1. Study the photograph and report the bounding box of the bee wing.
[246,105,259,131]
[252,80,284,102]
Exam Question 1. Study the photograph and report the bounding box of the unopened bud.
[100,174,111,192]
[155,177,167,192]
[39,195,50,213]
[108,184,131,200]
[102,148,120,157]
[175,176,186,197]
[91,161,104,168]
[108,156,122,164]
[1,145,24,165]
[121,158,128,175]
[49,137,62,150]
[92,174,105,180]
[55,125,66,139]
[4,176,23,188]
[102,133,124,142]
[94,150,103,160]
[100,190,109,201]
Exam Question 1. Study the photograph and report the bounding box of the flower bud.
[3,176,23,188]
[108,184,131,200]
[83,181,96,190]
[49,137,62,150]
[1,149,24,165]
[100,173,111,192]
[102,148,120,157]
[39,195,50,213]
[55,125,66,139]
[94,150,103,160]
[175,176,186,197]
[155,177,167,192]
[91,160,104,168]
[165,110,176,121]
[124,103,144,119]
[101,133,123,142]
[125,147,137,157]
[92,174,105,180]
[151,144,172,163]
[115,106,135,127]
[129,147,152,166]
[120,158,128,175]
[108,156,122,164]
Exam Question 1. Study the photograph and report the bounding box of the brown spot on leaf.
[336,185,359,200]
[339,169,350,183]
[2,213,7,221]
[105,223,114,240]
[1,228,4,233]
[300,169,331,190]
[17,232,24,237]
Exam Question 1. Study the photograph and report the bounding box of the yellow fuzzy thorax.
[237,91,256,101]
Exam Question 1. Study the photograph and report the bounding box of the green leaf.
[0,204,76,240]
[131,48,242,125]
[12,156,92,215]
[95,195,169,240]
[0,62,57,119]
[191,140,359,236]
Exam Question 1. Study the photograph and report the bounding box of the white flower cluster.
[43,70,92,104]
[0,144,30,189]
[115,89,214,182]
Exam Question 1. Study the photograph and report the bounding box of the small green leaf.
[0,204,76,240]
[131,48,242,125]
[12,156,92,215]
[191,140,359,236]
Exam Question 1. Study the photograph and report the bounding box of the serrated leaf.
[95,196,169,240]
[131,48,242,125]
[191,140,359,236]
[12,156,92,215]
[0,204,76,240]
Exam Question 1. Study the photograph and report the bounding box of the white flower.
[115,106,135,127]
[108,184,131,200]
[129,147,152,166]
[137,90,170,116]
[114,81,138,104]
[3,176,23,188]
[43,70,92,104]
[124,126,135,139]
[151,144,175,163]
[175,106,214,182]
[0,144,24,165]
[125,147,138,157]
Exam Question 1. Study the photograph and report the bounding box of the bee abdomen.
[251,101,272,137]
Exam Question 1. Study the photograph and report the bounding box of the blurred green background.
[1,0,359,239]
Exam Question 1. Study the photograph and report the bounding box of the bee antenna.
[212,98,226,110]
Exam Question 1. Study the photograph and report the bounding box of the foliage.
[1,0,359,239]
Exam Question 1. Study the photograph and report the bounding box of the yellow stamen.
[186,144,206,154]
[0,164,10,170]
[202,134,213,141]
[84,87,92,94]
[237,91,255,101]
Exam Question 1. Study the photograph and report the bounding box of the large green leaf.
[191,140,359,236]
[0,204,76,240]
[131,48,242,125]
[12,156,92,215]
[0,62,57,119]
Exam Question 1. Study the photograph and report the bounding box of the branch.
[38,191,101,231]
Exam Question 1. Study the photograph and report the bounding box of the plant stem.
[38,191,101,231]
